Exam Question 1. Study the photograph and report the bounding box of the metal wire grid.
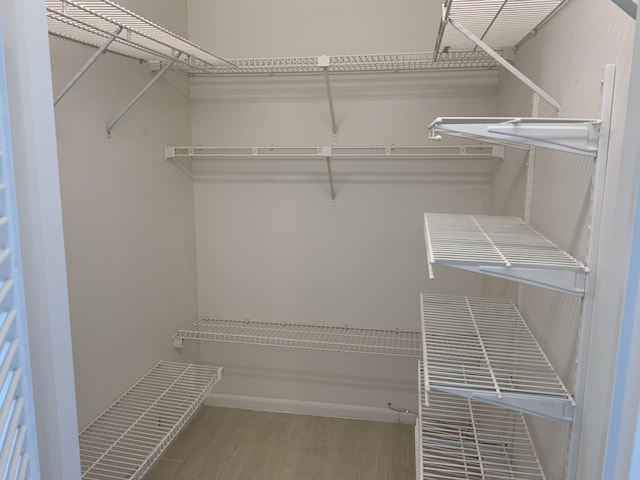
[46,0,231,71]
[424,213,586,270]
[436,0,566,51]
[79,361,222,480]
[190,50,499,75]
[418,361,546,480]
[174,318,422,357]
[421,294,572,402]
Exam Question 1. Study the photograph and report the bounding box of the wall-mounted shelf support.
[448,17,561,110]
[326,156,336,201]
[106,52,180,135]
[318,146,336,200]
[54,26,122,105]
[429,117,601,156]
[432,386,575,422]
[319,56,338,138]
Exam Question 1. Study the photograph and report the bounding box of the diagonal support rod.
[449,18,561,111]
[326,156,336,201]
[55,26,123,105]
[323,69,338,136]
[106,52,181,135]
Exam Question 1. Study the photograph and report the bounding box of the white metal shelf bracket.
[448,16,561,111]
[432,386,574,422]
[476,265,586,295]
[106,52,181,136]
[319,56,338,138]
[429,118,600,157]
[55,26,123,105]
[318,146,336,201]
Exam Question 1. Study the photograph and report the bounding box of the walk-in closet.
[0,0,639,479]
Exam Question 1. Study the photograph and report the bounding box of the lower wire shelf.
[174,318,422,357]
[421,293,574,422]
[417,361,546,480]
[79,361,222,480]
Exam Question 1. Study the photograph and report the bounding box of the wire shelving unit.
[434,0,568,54]
[173,319,421,358]
[79,361,222,480]
[424,213,587,295]
[191,51,499,75]
[421,294,574,422]
[46,1,499,75]
[417,361,546,480]
[46,0,231,70]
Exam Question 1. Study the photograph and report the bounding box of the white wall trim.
[205,392,416,425]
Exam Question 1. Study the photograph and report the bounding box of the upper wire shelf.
[421,294,574,422]
[191,51,499,75]
[165,144,504,160]
[435,0,567,54]
[173,318,421,357]
[79,361,222,480]
[429,117,601,157]
[424,213,587,295]
[417,361,546,480]
[46,0,232,71]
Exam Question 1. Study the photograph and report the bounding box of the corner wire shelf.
[417,361,546,480]
[46,0,232,71]
[434,0,568,54]
[424,213,588,295]
[165,144,504,160]
[79,361,222,480]
[173,318,422,358]
[421,294,574,422]
[428,117,601,157]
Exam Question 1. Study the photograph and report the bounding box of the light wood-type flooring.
[145,406,415,480]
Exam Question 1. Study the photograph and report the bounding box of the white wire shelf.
[165,144,504,160]
[173,319,421,357]
[79,361,222,480]
[424,213,587,295]
[428,117,601,157]
[191,51,499,75]
[435,0,567,53]
[46,0,232,71]
[421,294,574,422]
[417,361,546,480]
[46,2,499,76]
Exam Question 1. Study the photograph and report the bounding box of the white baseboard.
[205,392,416,425]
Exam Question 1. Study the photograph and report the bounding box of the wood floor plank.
[144,406,415,480]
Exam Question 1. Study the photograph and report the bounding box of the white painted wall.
[187,8,499,413]
[489,0,636,478]
[187,0,440,58]
[49,0,198,429]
